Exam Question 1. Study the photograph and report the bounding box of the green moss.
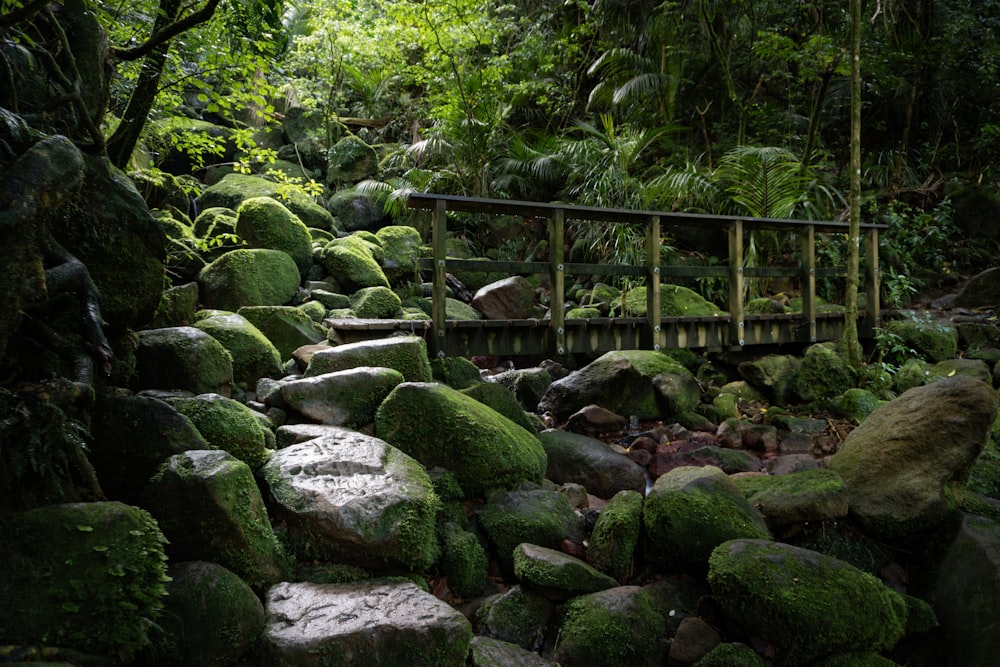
[430,356,483,389]
[556,588,665,667]
[794,342,858,403]
[440,522,487,598]
[306,336,432,382]
[476,488,580,563]
[320,235,390,291]
[512,543,618,594]
[475,586,554,650]
[567,306,602,319]
[746,296,786,314]
[968,460,1000,499]
[832,388,884,424]
[587,490,643,582]
[617,284,726,317]
[695,643,768,666]
[374,225,422,285]
[350,285,403,318]
[0,502,169,664]
[199,172,335,231]
[461,382,539,433]
[167,394,270,470]
[236,196,313,275]
[887,315,958,363]
[298,299,328,323]
[198,248,301,311]
[193,312,283,387]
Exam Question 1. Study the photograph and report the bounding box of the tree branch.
[112,0,223,61]
[0,0,49,30]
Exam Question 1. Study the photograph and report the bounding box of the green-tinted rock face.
[794,342,857,403]
[887,314,958,363]
[374,225,423,286]
[153,561,265,667]
[194,311,283,387]
[199,172,335,231]
[738,354,801,405]
[151,281,199,328]
[928,358,993,384]
[199,248,301,311]
[644,465,770,571]
[167,393,270,470]
[134,326,234,396]
[708,539,912,665]
[193,206,238,237]
[555,586,666,667]
[476,487,584,565]
[618,284,726,317]
[440,522,488,599]
[350,285,402,318]
[321,234,390,292]
[306,336,432,383]
[280,366,405,428]
[429,355,483,389]
[376,382,547,497]
[0,501,169,663]
[445,297,482,320]
[462,382,540,434]
[236,196,314,276]
[587,489,644,582]
[475,585,554,650]
[512,543,618,598]
[734,469,849,531]
[141,450,290,591]
[894,357,931,393]
[831,387,884,424]
[327,134,378,184]
[238,305,329,360]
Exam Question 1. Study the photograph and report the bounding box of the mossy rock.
[446,297,482,320]
[644,466,770,572]
[831,388,885,424]
[512,543,618,598]
[235,196,314,276]
[476,487,584,564]
[199,172,335,231]
[309,289,351,310]
[555,586,666,667]
[733,469,849,531]
[738,354,801,405]
[193,311,283,387]
[567,306,603,319]
[298,299,327,323]
[430,356,483,389]
[475,585,554,651]
[0,502,169,664]
[694,643,768,666]
[192,206,238,237]
[238,305,329,360]
[151,561,265,667]
[326,190,387,232]
[461,382,540,433]
[886,314,958,363]
[894,357,931,393]
[374,225,423,286]
[305,336,432,383]
[746,297,786,314]
[586,490,644,582]
[928,358,993,385]
[376,382,547,497]
[320,235,390,292]
[151,281,200,329]
[166,393,270,470]
[794,342,857,403]
[327,135,378,184]
[134,326,234,396]
[440,522,488,599]
[141,450,290,592]
[350,285,403,319]
[708,539,914,665]
[617,284,726,317]
[199,248,301,312]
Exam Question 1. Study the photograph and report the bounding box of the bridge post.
[863,228,881,336]
[728,220,745,348]
[646,215,663,350]
[431,199,448,358]
[549,208,566,356]
[800,224,817,343]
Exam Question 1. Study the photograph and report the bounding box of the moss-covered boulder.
[199,172,335,231]
[151,561,265,667]
[462,381,541,434]
[830,387,884,424]
[166,393,270,471]
[794,342,857,403]
[235,196,314,276]
[376,382,547,497]
[193,206,238,237]
[476,487,584,565]
[305,335,432,382]
[430,355,483,389]
[193,311,283,386]
[738,354,801,405]
[512,543,618,599]
[644,466,770,571]
[695,643,768,666]
[734,469,849,532]
[237,305,328,359]
[375,225,423,285]
[554,586,666,667]
[475,585,554,651]
[140,450,289,591]
[468,636,555,666]
[954,266,1000,309]
[151,281,199,328]
[440,522,488,599]
[587,490,644,582]
[707,539,917,665]
[829,375,998,537]
[134,326,234,396]
[618,284,726,317]
[350,285,402,318]
[536,429,645,499]
[537,350,697,421]
[327,135,378,184]
[894,357,932,393]
[446,296,483,320]
[0,502,169,664]
[928,358,993,384]
[280,366,405,427]
[259,428,440,570]
[887,314,958,363]
[327,190,387,232]
[199,248,301,311]
[264,579,471,666]
[320,234,390,292]
[492,367,553,411]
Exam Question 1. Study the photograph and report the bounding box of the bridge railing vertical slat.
[431,199,448,358]
[728,220,745,347]
[646,215,662,350]
[800,224,817,343]
[864,228,881,336]
[549,209,566,355]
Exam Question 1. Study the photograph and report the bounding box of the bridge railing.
[401,193,886,358]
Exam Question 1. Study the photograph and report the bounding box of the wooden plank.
[646,215,663,350]
[728,220,745,347]
[432,199,447,358]
[800,224,817,343]
[549,208,566,355]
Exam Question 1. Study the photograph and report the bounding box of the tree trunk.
[844,0,862,367]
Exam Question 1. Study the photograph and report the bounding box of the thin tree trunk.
[844,0,862,367]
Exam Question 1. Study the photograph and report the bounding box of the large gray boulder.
[280,367,404,427]
[708,539,930,665]
[259,428,440,570]
[512,543,618,600]
[955,267,1000,308]
[475,585,554,651]
[828,375,998,537]
[134,326,234,396]
[537,350,698,421]
[476,487,585,566]
[376,382,547,497]
[643,466,770,571]
[469,636,555,666]
[536,429,645,499]
[472,276,536,319]
[264,579,472,666]
[305,335,432,382]
[198,248,301,311]
[140,450,289,591]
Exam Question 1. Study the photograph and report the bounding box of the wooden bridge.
[326,193,886,358]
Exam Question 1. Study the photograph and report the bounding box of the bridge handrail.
[405,192,883,357]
